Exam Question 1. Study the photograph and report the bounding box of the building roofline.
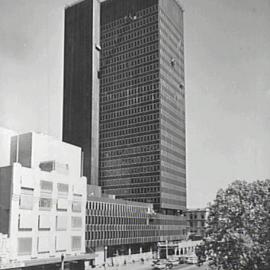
[174,0,184,12]
[65,0,106,10]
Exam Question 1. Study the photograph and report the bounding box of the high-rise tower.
[99,0,186,213]
[63,0,100,185]
[63,0,186,214]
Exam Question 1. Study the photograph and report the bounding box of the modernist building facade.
[99,0,186,214]
[85,185,186,267]
[0,132,90,269]
[63,0,186,214]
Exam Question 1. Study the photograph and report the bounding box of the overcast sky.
[0,0,270,208]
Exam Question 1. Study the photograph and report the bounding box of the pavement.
[103,260,209,270]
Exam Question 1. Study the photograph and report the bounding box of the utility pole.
[61,254,64,270]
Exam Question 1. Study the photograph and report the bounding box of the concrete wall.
[8,162,87,262]
[10,132,82,178]
[0,127,16,167]
[0,166,12,235]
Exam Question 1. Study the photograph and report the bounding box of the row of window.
[86,201,148,216]
[100,116,159,133]
[161,118,185,139]
[86,216,147,225]
[160,92,184,116]
[161,140,186,156]
[40,181,69,195]
[188,213,205,220]
[19,188,82,212]
[87,229,157,241]
[101,93,159,113]
[18,215,82,231]
[161,165,186,179]
[109,186,160,195]
[161,134,185,152]
[101,42,158,68]
[100,176,160,187]
[17,236,81,256]
[102,32,158,59]
[102,52,159,76]
[101,82,159,103]
[101,73,159,95]
[161,154,186,170]
[129,197,160,204]
[161,123,185,143]
[100,154,159,168]
[100,164,160,178]
[101,12,158,40]
[100,105,159,122]
[101,21,158,49]
[100,123,159,140]
[101,63,159,85]
[161,102,185,126]
[161,114,185,135]
[101,5,158,32]
[189,221,205,228]
[100,134,159,149]
[100,144,159,159]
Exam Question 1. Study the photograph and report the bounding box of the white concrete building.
[0,127,16,167]
[0,132,90,268]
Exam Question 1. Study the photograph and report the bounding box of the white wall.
[10,132,82,177]
[8,154,86,262]
[0,127,16,167]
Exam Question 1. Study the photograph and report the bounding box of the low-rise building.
[85,185,186,267]
[0,132,91,269]
[184,208,207,240]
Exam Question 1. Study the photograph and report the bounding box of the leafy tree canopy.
[196,180,270,270]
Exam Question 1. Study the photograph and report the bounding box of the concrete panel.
[0,166,12,234]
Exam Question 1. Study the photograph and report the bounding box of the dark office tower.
[99,0,186,213]
[63,0,100,185]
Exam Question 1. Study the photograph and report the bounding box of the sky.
[0,0,270,208]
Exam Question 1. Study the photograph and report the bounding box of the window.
[57,199,68,211]
[57,183,69,195]
[19,187,34,210]
[72,217,82,229]
[39,198,52,210]
[18,213,33,231]
[18,238,32,255]
[56,216,67,231]
[37,236,50,254]
[38,215,50,230]
[40,180,53,192]
[72,200,82,213]
[71,236,81,251]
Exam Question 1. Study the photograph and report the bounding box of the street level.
[104,260,209,270]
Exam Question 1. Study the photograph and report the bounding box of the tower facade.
[99,0,186,213]
[63,0,100,185]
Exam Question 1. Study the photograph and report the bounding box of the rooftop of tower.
[66,0,183,11]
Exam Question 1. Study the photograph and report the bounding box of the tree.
[197,180,270,270]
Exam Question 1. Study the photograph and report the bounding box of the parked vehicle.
[186,256,198,264]
[166,258,179,269]
[152,259,168,270]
